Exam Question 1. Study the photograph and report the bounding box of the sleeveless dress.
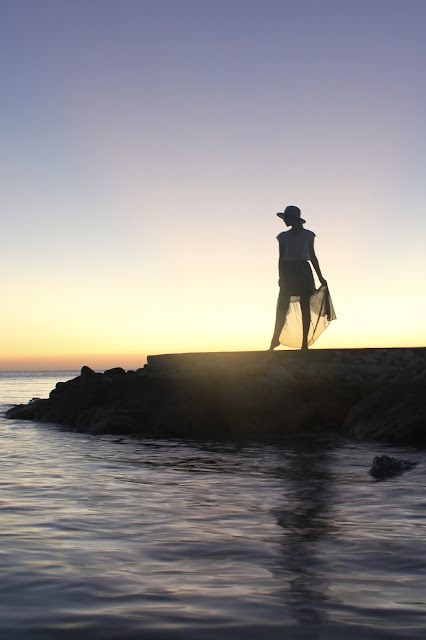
[276,229,336,347]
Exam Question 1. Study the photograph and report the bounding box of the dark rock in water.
[343,380,426,443]
[370,455,417,478]
[6,403,37,420]
[75,407,143,434]
[6,366,164,434]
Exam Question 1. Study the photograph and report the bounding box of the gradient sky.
[1,0,425,369]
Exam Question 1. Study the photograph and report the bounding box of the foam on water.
[1,372,425,639]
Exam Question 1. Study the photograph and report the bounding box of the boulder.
[370,455,417,478]
[104,367,126,378]
[80,365,100,382]
[6,403,37,420]
[75,407,143,434]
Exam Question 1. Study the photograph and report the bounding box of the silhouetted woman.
[269,205,334,350]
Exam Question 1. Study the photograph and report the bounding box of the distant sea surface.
[1,370,426,639]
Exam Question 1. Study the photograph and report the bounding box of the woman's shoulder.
[277,229,316,241]
[276,231,288,241]
[304,228,316,238]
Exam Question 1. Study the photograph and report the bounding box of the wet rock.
[6,403,37,420]
[75,407,143,434]
[6,398,55,422]
[370,455,417,478]
[6,367,164,433]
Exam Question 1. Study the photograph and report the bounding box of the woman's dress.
[276,228,336,347]
[279,284,336,348]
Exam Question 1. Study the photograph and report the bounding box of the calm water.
[1,371,425,639]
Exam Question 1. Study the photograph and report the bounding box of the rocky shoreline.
[6,348,426,444]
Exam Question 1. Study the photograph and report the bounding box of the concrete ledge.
[147,347,426,372]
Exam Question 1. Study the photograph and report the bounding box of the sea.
[1,370,426,639]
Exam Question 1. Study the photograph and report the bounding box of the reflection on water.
[273,440,337,631]
[1,372,426,639]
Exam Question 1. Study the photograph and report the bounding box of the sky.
[1,0,425,370]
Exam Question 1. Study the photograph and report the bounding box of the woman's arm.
[309,237,327,286]
[278,240,285,285]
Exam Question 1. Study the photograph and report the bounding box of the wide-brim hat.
[277,205,306,224]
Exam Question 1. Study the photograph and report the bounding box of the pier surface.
[147,347,426,372]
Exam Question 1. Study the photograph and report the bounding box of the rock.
[80,365,99,381]
[104,367,126,377]
[343,380,426,443]
[6,399,55,422]
[135,366,148,376]
[6,403,37,420]
[43,379,107,425]
[370,455,417,478]
[75,408,143,434]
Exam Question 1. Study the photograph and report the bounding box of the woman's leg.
[300,295,311,349]
[269,289,290,350]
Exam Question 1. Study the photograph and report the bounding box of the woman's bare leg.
[300,295,311,349]
[269,290,290,350]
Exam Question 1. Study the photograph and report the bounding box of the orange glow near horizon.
[2,217,425,371]
[2,212,425,371]
[3,205,425,372]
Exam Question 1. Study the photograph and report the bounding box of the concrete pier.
[147,347,426,372]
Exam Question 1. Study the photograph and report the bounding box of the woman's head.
[277,205,306,226]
